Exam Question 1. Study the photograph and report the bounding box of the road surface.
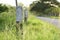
[37,17,60,28]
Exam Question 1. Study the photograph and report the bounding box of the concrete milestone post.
[16,6,23,40]
[15,0,23,40]
[24,8,28,23]
[16,6,23,22]
[16,5,23,40]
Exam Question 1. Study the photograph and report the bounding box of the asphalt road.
[37,17,60,28]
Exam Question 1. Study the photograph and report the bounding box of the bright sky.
[0,0,60,7]
[57,0,60,2]
[0,0,36,7]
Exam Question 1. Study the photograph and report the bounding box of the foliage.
[30,1,52,13]
[30,0,60,15]
[0,5,60,40]
[0,9,60,40]
[0,4,8,13]
[44,7,60,16]
[39,0,60,6]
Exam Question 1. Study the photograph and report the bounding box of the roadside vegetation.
[30,0,60,19]
[0,4,60,40]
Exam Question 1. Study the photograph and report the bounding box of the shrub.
[44,7,60,16]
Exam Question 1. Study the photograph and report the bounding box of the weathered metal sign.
[16,6,23,22]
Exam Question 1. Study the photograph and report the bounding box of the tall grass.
[0,9,60,40]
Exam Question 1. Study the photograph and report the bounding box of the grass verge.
[0,12,60,40]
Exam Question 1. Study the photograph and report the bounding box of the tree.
[0,4,8,13]
[44,7,60,16]
[30,0,60,15]
[30,1,54,13]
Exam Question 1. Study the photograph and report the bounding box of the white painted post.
[16,6,23,22]
[24,8,28,22]
[15,0,23,40]
[16,6,23,40]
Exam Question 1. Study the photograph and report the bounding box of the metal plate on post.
[16,6,23,22]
